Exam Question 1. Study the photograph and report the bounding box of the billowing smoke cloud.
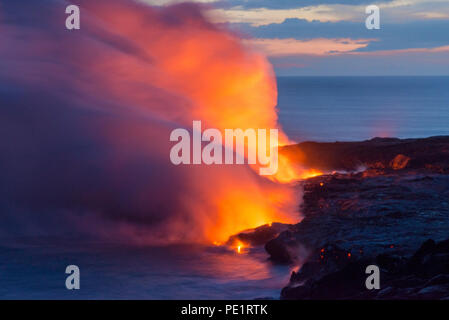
[0,0,299,244]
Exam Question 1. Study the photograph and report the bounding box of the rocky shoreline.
[268,136,449,299]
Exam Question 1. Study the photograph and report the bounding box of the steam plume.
[0,0,299,244]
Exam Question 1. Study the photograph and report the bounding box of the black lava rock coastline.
[269,136,449,299]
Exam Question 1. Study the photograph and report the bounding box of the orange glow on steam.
[78,1,324,245]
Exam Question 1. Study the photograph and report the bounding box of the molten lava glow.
[300,169,323,179]
[71,0,306,244]
[5,0,325,244]
[100,0,324,243]
[267,152,323,183]
[229,240,247,254]
[204,185,296,244]
[270,153,303,183]
[270,159,323,183]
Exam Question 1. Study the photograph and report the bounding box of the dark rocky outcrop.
[281,239,449,299]
[270,136,449,299]
[227,222,291,247]
[281,136,449,173]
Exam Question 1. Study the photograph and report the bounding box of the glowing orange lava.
[267,152,323,183]
[230,240,247,254]
[204,184,297,244]
[300,169,323,179]
[79,1,324,245]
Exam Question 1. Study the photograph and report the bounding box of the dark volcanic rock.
[407,239,449,278]
[265,230,299,264]
[281,238,449,300]
[271,136,449,299]
[283,260,369,299]
[227,222,291,247]
[282,136,449,173]
[277,172,449,260]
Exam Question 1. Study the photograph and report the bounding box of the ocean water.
[277,76,449,142]
[0,239,294,299]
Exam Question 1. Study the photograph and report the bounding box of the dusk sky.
[143,0,449,75]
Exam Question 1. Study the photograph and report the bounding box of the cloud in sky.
[269,44,449,75]
[140,0,449,25]
[350,44,449,56]
[413,11,449,19]
[211,5,359,26]
[211,0,449,26]
[246,38,449,60]
[142,0,395,9]
[245,38,373,56]
[203,0,448,75]
[238,18,449,52]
